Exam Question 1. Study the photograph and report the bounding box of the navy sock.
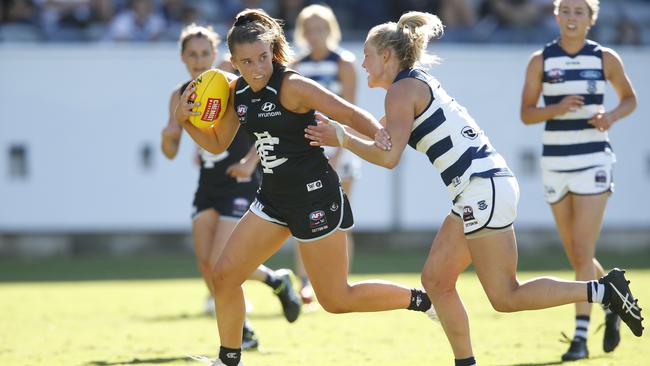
[219,346,241,366]
[407,288,432,312]
[264,272,282,290]
[455,356,476,366]
[573,315,590,341]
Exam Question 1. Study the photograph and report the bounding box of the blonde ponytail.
[367,11,444,69]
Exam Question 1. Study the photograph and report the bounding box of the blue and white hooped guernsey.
[294,50,348,95]
[542,39,614,172]
[396,68,513,200]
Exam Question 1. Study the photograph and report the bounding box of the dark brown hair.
[227,8,293,65]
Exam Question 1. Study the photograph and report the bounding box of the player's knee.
[484,283,520,312]
[210,266,237,292]
[421,270,454,298]
[569,248,593,270]
[319,297,351,314]
[487,296,517,313]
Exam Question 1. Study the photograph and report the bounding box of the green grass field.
[1,250,648,366]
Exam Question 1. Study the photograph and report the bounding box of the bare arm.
[588,48,637,131]
[175,79,240,154]
[161,88,183,159]
[520,51,585,125]
[306,80,417,169]
[328,55,358,164]
[282,73,382,138]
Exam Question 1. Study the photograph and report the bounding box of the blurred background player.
[160,23,301,350]
[520,0,637,361]
[291,4,362,304]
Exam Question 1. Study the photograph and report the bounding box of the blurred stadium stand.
[1,0,650,45]
[1,1,649,257]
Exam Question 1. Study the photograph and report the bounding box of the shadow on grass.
[504,354,608,366]
[136,312,210,322]
[1,248,648,282]
[86,356,194,365]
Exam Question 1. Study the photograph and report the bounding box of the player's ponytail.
[367,11,444,69]
[227,8,293,65]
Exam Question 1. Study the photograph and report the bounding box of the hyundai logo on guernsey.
[261,102,276,112]
[258,102,281,118]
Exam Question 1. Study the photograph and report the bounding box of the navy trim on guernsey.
[542,69,604,83]
[543,39,602,58]
[543,141,612,157]
[294,51,342,94]
[393,67,512,199]
[545,119,595,131]
[540,39,613,170]
[544,94,603,106]
[408,108,446,149]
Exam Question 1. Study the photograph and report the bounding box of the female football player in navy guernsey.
[291,4,363,304]
[160,23,301,352]
[175,9,436,366]
[520,0,637,361]
[305,11,643,366]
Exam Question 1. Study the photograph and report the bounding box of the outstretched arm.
[282,73,382,139]
[305,80,417,169]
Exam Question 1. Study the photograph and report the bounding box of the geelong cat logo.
[461,126,478,140]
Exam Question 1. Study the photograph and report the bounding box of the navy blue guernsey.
[541,39,614,171]
[233,64,330,199]
[179,81,260,191]
[294,50,343,95]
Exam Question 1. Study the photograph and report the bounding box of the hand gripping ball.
[188,69,230,128]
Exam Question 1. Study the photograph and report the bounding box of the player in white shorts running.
[520,0,637,360]
[307,10,643,366]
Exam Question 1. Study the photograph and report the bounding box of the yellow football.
[188,69,230,128]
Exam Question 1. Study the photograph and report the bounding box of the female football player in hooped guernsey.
[160,23,301,351]
[520,0,637,360]
[175,9,436,366]
[304,10,643,366]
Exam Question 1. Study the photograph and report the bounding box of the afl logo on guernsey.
[237,104,247,124]
[547,68,565,83]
